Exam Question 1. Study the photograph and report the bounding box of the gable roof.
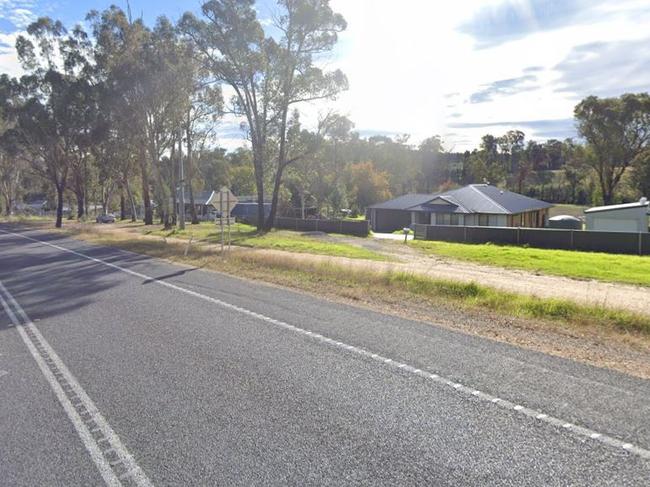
[367,193,434,210]
[175,190,216,205]
[369,184,552,215]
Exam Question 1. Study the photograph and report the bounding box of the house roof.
[369,184,552,215]
[174,189,215,205]
[585,200,649,214]
[367,193,435,210]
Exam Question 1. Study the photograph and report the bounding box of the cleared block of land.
[411,239,650,287]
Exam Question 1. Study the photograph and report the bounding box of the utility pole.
[178,130,185,230]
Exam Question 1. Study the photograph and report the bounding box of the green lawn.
[411,240,650,287]
[142,222,387,261]
[549,204,588,218]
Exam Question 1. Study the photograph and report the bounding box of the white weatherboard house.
[585,198,649,233]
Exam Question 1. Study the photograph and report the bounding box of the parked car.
[96,213,116,223]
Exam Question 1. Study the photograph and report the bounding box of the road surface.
[1,224,649,486]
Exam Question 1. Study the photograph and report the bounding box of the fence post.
[639,232,643,256]
[570,230,574,250]
[516,227,520,245]
[463,226,468,243]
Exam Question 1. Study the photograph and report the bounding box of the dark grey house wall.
[415,224,650,255]
[370,209,413,232]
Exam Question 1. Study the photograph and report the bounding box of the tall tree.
[178,41,223,224]
[90,7,155,223]
[181,0,347,230]
[575,93,650,204]
[14,18,98,227]
[0,75,24,216]
[631,149,650,198]
[345,161,391,212]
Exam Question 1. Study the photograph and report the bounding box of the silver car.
[96,213,116,223]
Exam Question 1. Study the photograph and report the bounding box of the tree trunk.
[120,187,126,220]
[254,153,265,232]
[140,154,153,225]
[76,191,84,219]
[55,184,64,228]
[4,195,12,216]
[265,164,286,231]
[300,189,305,220]
[125,179,137,222]
[171,140,178,226]
[186,119,199,225]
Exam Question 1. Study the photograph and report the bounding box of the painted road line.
[0,279,153,487]
[2,228,650,461]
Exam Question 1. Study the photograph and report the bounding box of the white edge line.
[0,279,153,487]
[1,227,649,461]
[0,287,122,486]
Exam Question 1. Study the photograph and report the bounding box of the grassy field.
[139,222,388,261]
[549,204,588,218]
[410,240,650,287]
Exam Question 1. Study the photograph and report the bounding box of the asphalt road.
[1,224,649,486]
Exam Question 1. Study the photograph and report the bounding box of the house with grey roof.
[175,190,220,221]
[367,184,553,232]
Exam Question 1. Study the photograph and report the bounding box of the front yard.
[410,239,650,287]
[140,221,389,261]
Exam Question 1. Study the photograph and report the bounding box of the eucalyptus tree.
[0,75,24,216]
[90,8,194,226]
[90,7,155,223]
[13,18,98,227]
[176,39,223,224]
[181,0,347,230]
[142,18,194,228]
[575,93,650,204]
[631,149,650,198]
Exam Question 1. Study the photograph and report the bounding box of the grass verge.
[411,239,650,287]
[140,222,388,261]
[66,225,650,338]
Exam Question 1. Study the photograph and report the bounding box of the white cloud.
[316,0,650,150]
[0,32,23,77]
[0,0,36,28]
[8,7,36,28]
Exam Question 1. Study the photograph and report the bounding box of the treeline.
[0,1,649,229]
[0,0,349,229]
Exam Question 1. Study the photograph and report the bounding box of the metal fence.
[413,224,650,255]
[275,217,370,237]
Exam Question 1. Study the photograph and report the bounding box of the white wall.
[429,213,507,227]
[586,206,649,233]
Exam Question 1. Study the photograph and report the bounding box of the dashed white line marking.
[0,279,152,487]
[2,228,650,461]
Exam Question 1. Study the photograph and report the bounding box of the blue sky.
[2,0,650,151]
